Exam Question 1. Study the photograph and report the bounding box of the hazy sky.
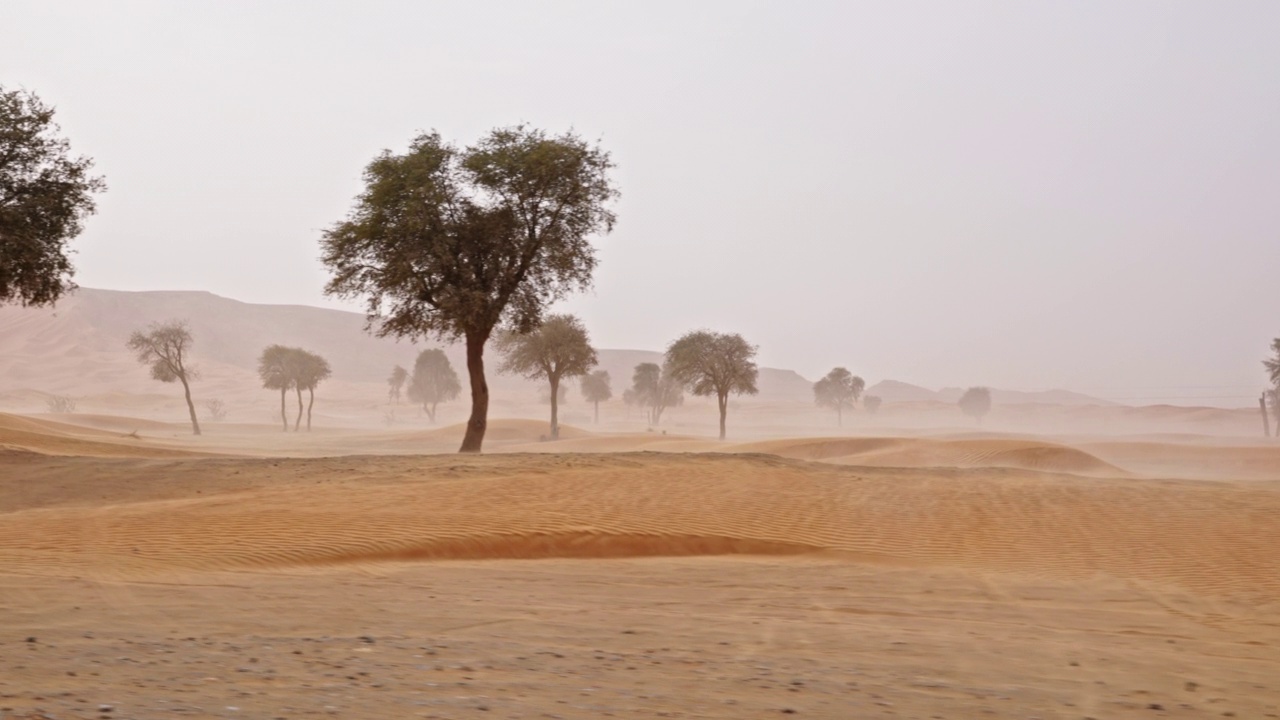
[6,1,1279,404]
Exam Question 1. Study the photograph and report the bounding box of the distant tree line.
[258,345,332,431]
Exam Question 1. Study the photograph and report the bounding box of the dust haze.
[3,3,1280,719]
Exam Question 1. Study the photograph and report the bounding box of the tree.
[864,395,882,415]
[321,126,617,453]
[812,367,865,426]
[496,314,597,439]
[1,86,106,307]
[387,365,408,403]
[664,331,759,440]
[580,370,612,424]
[127,320,201,435]
[258,344,296,432]
[294,349,332,431]
[958,386,992,424]
[406,348,461,423]
[629,362,683,427]
[1265,339,1280,387]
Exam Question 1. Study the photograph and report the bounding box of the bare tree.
[127,320,201,435]
[406,348,461,423]
[629,362,683,427]
[958,386,992,424]
[1266,338,1280,387]
[321,127,618,452]
[496,314,597,439]
[812,367,865,426]
[664,331,758,440]
[580,370,612,424]
[387,365,408,403]
[295,350,332,431]
[204,399,228,422]
[258,344,295,432]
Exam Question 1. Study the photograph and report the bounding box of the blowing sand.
[1,414,1278,719]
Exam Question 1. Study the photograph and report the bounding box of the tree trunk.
[717,393,728,440]
[837,405,843,427]
[294,387,304,431]
[306,386,314,431]
[593,400,599,424]
[1263,394,1272,438]
[425,402,436,424]
[549,375,560,439]
[179,375,201,436]
[458,330,490,453]
[279,387,288,432]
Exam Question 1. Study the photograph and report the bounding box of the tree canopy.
[127,320,200,435]
[628,362,683,427]
[387,365,409,403]
[958,386,992,423]
[863,395,882,415]
[495,313,597,439]
[813,367,865,426]
[320,126,617,452]
[1265,338,1280,387]
[406,348,461,423]
[1,86,106,307]
[664,330,758,440]
[580,369,612,424]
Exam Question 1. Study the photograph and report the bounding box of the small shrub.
[46,395,76,413]
[204,399,228,422]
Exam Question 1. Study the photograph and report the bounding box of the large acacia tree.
[127,320,201,435]
[813,367,865,426]
[664,331,759,440]
[1,86,106,307]
[496,313,597,439]
[321,127,617,452]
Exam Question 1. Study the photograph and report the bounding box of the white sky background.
[5,1,1278,404]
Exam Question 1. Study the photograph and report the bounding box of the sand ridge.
[3,451,1278,606]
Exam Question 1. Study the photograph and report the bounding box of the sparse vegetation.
[257,346,331,431]
[864,395,882,415]
[406,349,461,423]
[45,394,76,413]
[958,386,992,424]
[320,126,618,453]
[664,331,759,440]
[813,367,865,426]
[204,399,228,422]
[387,365,408,404]
[127,320,201,435]
[580,370,612,424]
[0,86,107,307]
[628,362,683,427]
[496,314,597,440]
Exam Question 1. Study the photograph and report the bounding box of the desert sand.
[1,412,1278,719]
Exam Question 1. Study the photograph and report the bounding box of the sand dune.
[0,412,204,458]
[3,451,1277,604]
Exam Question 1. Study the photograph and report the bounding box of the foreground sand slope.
[3,452,1278,606]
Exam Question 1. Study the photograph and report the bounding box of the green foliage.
[664,331,759,399]
[958,386,993,420]
[320,127,617,343]
[257,344,296,391]
[664,330,758,439]
[406,348,461,421]
[256,345,332,430]
[0,86,106,307]
[495,314,597,382]
[320,126,617,452]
